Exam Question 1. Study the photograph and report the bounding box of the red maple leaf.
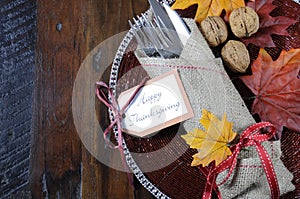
[240,48,300,133]
[241,0,296,48]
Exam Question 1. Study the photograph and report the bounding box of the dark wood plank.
[31,0,152,198]
[30,0,83,197]
[0,0,36,198]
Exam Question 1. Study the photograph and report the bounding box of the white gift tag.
[118,70,194,137]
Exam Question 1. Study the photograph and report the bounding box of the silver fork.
[128,13,183,58]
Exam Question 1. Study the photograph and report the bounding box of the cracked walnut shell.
[221,40,250,73]
[199,16,228,47]
[229,7,259,38]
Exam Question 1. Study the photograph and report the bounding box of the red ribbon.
[201,122,280,199]
[95,77,148,187]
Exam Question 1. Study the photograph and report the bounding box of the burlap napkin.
[135,18,294,198]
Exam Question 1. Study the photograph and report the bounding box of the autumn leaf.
[240,48,300,133]
[171,0,245,23]
[182,109,237,167]
[241,0,296,48]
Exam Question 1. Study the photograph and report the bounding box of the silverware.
[129,14,182,58]
[128,0,190,58]
[149,0,190,46]
[162,2,190,46]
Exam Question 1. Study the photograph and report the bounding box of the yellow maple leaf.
[171,0,245,23]
[182,109,237,167]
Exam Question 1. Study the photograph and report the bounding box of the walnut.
[229,7,259,38]
[199,16,228,47]
[221,40,250,73]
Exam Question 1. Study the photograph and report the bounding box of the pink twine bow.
[201,122,280,199]
[95,77,149,186]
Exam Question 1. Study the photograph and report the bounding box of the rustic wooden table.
[2,0,298,198]
[30,0,155,198]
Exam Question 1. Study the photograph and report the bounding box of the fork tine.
[130,15,159,57]
[128,19,144,48]
[141,14,179,58]
[152,17,171,48]
[137,14,165,58]
[149,20,170,49]
[134,16,150,46]
[128,12,181,58]
[140,14,164,49]
[156,15,181,49]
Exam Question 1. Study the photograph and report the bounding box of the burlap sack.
[135,18,294,198]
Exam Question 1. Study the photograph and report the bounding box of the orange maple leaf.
[171,0,245,22]
[240,48,300,133]
[182,109,237,167]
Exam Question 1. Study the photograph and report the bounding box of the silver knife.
[163,3,190,46]
[148,0,190,46]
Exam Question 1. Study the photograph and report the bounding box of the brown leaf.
[242,0,296,48]
[240,48,300,133]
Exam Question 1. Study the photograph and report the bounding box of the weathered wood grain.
[31,0,153,198]
[0,0,36,198]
